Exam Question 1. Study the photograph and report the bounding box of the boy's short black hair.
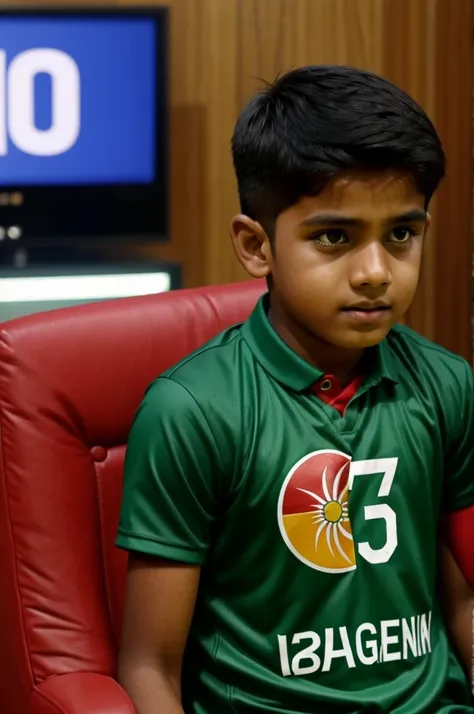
[231,65,446,236]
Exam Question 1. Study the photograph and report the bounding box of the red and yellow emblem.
[277,449,356,573]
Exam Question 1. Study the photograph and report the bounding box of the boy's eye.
[314,230,347,246]
[389,227,415,243]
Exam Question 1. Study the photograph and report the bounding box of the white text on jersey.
[277,610,432,676]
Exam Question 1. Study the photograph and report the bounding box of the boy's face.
[231,171,429,352]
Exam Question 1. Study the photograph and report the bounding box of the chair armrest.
[28,672,136,714]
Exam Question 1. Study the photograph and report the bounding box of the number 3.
[349,458,398,565]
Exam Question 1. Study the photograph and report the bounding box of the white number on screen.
[0,48,81,156]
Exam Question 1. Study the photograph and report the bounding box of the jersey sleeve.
[443,360,474,512]
[116,376,223,564]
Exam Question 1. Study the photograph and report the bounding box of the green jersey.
[117,294,474,713]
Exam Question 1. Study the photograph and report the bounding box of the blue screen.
[0,17,157,185]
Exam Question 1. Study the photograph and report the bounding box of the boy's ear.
[230,214,273,279]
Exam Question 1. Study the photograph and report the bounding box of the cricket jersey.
[117,293,474,713]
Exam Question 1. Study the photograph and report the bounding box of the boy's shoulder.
[143,322,251,414]
[387,322,472,389]
[163,322,247,384]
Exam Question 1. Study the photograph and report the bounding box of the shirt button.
[320,379,332,391]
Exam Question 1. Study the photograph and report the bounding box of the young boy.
[116,66,474,713]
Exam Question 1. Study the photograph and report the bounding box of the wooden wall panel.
[433,0,473,360]
[5,0,473,358]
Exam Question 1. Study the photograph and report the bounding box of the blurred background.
[0,0,471,362]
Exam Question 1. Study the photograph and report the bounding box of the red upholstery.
[0,279,265,714]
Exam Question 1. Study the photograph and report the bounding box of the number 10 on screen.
[0,48,81,157]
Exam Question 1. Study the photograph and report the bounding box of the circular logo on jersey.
[277,449,356,573]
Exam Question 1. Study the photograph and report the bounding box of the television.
[0,7,168,245]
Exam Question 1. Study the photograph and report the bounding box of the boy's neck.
[268,306,366,387]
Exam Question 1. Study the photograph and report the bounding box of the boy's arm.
[439,359,474,678]
[439,540,474,681]
[116,377,226,713]
[118,555,200,714]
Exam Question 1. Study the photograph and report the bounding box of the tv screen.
[0,17,157,185]
[0,8,168,243]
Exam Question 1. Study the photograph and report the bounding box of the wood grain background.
[7,0,474,359]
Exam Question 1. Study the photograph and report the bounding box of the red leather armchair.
[0,280,265,714]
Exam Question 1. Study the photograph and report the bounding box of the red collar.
[313,374,365,416]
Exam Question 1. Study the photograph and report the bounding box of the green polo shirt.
[117,294,474,713]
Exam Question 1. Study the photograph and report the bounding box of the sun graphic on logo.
[277,450,356,573]
[298,463,352,562]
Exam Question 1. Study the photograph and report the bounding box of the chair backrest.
[0,279,265,712]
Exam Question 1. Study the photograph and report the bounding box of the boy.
[116,66,474,713]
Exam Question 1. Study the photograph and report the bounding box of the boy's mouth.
[342,302,391,311]
[340,304,391,323]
